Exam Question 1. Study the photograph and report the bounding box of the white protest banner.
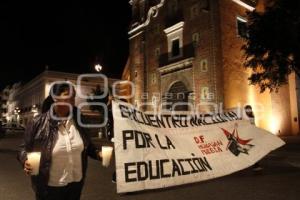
[112,101,285,193]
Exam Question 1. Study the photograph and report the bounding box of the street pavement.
[0,131,300,200]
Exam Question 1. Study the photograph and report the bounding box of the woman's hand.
[24,160,33,176]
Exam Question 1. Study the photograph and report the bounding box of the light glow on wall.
[247,84,282,135]
[268,114,281,135]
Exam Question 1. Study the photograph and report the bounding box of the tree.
[243,0,300,92]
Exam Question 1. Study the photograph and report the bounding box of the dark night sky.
[0,0,132,89]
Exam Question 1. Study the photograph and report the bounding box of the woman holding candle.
[17,82,104,200]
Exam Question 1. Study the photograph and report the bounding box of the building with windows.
[123,0,300,136]
[7,70,118,127]
[0,88,9,123]
[0,83,22,126]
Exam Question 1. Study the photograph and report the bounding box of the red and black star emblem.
[221,124,254,156]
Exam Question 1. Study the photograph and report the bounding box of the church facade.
[122,0,300,136]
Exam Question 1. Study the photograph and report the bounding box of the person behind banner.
[244,105,263,171]
[17,82,103,200]
[244,105,255,125]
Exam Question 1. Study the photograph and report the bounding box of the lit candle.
[102,146,113,167]
[27,152,41,175]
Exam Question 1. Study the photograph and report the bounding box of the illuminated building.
[123,0,300,136]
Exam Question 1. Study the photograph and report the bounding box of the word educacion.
[124,156,212,183]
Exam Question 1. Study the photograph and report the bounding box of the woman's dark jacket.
[17,107,101,192]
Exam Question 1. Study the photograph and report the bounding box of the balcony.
[232,0,257,10]
[159,44,195,68]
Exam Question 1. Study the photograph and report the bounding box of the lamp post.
[31,104,38,117]
[95,64,103,72]
[14,107,21,127]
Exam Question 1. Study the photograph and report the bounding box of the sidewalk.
[1,133,300,200]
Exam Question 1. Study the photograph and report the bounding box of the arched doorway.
[165,81,191,111]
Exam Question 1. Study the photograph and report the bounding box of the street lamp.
[14,107,20,114]
[31,104,38,117]
[95,64,103,72]
[14,107,21,127]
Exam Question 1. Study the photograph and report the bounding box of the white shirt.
[48,119,84,186]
